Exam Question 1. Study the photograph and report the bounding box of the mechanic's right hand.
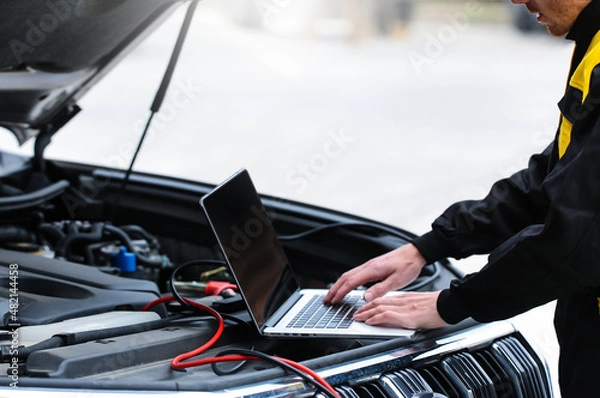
[323,243,427,305]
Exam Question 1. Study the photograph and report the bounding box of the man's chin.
[545,24,569,37]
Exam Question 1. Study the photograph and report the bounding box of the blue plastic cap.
[111,246,136,273]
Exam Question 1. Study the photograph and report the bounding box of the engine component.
[0,250,161,326]
[37,221,170,270]
[16,311,160,346]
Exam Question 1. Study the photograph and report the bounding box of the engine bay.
[0,158,551,397]
[0,157,423,375]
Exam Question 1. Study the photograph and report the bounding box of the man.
[324,0,600,396]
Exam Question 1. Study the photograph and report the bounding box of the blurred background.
[0,0,574,394]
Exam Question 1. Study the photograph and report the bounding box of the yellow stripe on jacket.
[558,30,600,158]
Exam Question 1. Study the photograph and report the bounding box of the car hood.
[0,0,183,145]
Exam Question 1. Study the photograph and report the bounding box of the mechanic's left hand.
[353,290,448,330]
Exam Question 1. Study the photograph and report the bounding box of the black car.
[0,1,554,397]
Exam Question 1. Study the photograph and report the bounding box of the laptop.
[200,168,414,338]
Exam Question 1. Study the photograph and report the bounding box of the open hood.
[0,0,183,145]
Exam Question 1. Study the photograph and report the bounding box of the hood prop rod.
[110,0,199,222]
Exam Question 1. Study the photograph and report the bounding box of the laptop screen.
[201,169,300,329]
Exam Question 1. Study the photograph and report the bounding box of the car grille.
[326,336,550,398]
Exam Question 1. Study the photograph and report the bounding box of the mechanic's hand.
[353,291,448,330]
[323,243,426,305]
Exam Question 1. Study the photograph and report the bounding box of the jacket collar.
[566,1,600,77]
[566,0,600,43]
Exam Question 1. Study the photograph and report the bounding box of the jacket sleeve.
[414,71,600,324]
[411,142,553,264]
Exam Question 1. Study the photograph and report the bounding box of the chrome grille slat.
[503,337,547,398]
[461,352,496,398]
[357,382,389,397]
[473,351,515,398]
[379,368,434,397]
[441,352,495,398]
[492,340,535,397]
[491,336,549,398]
[335,385,361,398]
[420,367,460,398]
[315,333,550,398]
[455,353,494,398]
[396,368,430,392]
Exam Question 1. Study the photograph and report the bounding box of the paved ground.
[0,1,572,393]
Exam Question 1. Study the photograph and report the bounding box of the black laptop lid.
[201,169,300,329]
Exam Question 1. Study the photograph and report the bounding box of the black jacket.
[411,1,600,324]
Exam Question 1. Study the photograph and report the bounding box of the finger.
[357,292,446,329]
[323,274,350,304]
[354,294,414,319]
[353,301,374,317]
[354,304,405,327]
[365,309,446,330]
[324,277,358,305]
[362,277,402,302]
[323,269,355,303]
[364,311,410,329]
[354,298,393,319]
[325,263,381,304]
[353,306,373,321]
[356,300,422,329]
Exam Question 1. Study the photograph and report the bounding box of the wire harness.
[143,295,340,398]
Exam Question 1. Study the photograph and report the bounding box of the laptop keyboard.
[286,294,365,329]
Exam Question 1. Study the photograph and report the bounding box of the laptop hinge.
[264,290,303,328]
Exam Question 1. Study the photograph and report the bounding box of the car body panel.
[0,0,182,144]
